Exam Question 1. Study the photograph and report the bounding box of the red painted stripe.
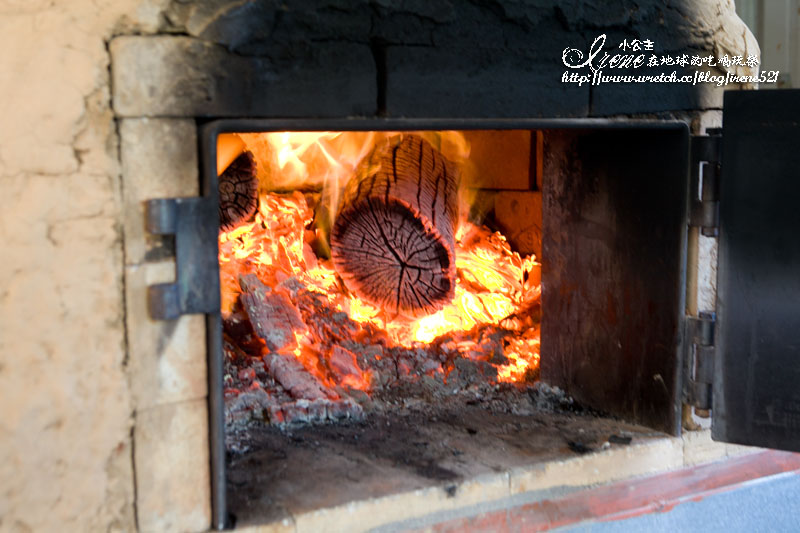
[421,450,800,533]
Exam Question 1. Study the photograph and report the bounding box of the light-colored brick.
[292,472,510,533]
[510,437,684,495]
[125,261,208,409]
[135,399,211,533]
[682,428,729,466]
[119,118,199,266]
[493,191,542,258]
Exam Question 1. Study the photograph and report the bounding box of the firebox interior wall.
[540,127,689,436]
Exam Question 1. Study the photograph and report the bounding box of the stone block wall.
[0,1,754,531]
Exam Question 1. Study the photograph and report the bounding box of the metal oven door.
[713,89,800,452]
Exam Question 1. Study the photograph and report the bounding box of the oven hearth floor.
[226,385,674,531]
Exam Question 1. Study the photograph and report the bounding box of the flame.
[220,131,540,386]
[238,131,472,229]
[241,131,471,188]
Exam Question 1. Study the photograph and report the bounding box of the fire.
[219,131,541,388]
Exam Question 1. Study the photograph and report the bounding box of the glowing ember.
[220,131,541,397]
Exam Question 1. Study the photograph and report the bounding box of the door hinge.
[145,197,221,320]
[689,130,721,237]
[683,311,716,410]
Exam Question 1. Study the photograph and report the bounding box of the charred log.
[263,353,331,401]
[219,150,259,230]
[239,273,306,352]
[330,135,460,317]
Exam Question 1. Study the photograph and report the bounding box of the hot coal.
[223,274,543,430]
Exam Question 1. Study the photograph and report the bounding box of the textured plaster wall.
[0,1,168,531]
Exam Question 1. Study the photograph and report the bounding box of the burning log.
[330,135,460,317]
[239,273,306,352]
[219,150,259,230]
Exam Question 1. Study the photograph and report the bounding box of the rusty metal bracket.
[145,197,220,320]
[683,311,716,410]
[689,132,722,237]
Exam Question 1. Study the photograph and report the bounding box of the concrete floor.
[564,471,800,532]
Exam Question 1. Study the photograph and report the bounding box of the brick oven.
[110,1,800,531]
[6,1,800,532]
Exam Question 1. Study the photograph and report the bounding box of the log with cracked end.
[219,150,259,230]
[330,134,460,317]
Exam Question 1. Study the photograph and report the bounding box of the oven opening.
[211,125,688,529]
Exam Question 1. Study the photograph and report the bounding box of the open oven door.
[712,89,800,452]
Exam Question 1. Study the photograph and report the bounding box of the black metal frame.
[191,118,691,529]
[145,198,221,319]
